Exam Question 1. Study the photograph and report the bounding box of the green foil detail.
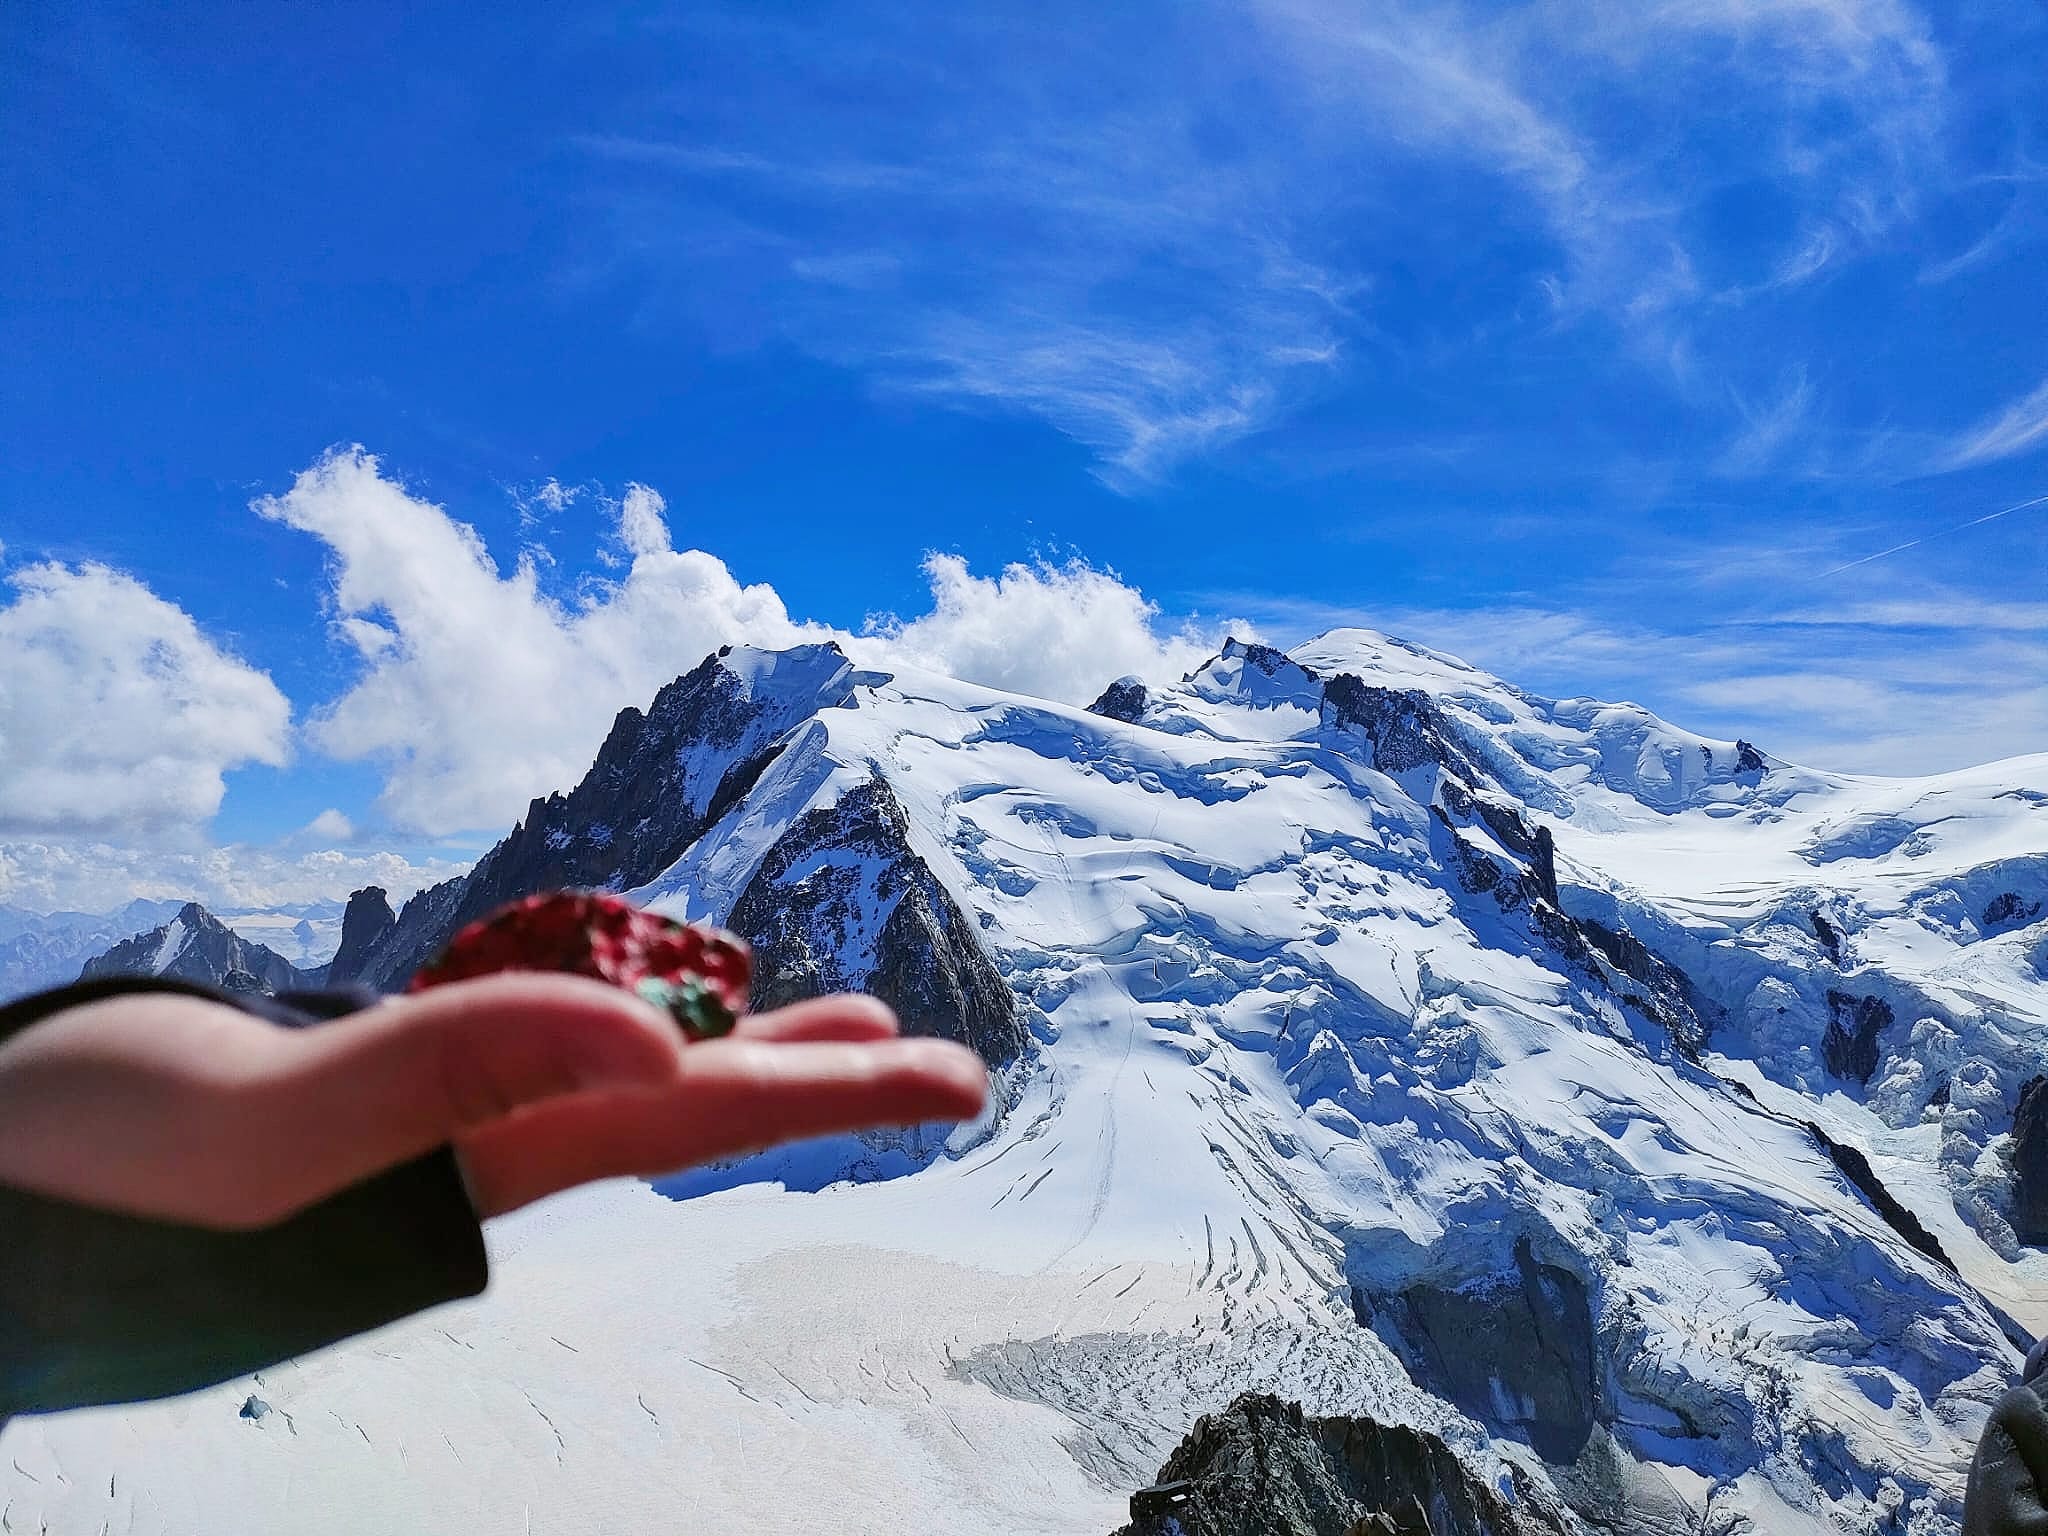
[634,976,738,1040]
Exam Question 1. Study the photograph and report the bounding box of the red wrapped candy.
[409,892,752,1040]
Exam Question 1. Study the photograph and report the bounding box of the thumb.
[258,973,687,1221]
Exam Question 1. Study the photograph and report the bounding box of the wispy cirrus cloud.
[571,0,1968,485]
[1941,377,2048,470]
[1719,365,1817,475]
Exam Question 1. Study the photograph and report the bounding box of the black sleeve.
[0,977,488,1419]
[1964,1367,2048,1534]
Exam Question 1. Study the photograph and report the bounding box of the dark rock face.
[1320,674,1478,780]
[1437,778,1557,905]
[1089,676,1151,724]
[81,902,303,994]
[1804,1122,1955,1271]
[1435,780,1708,1053]
[344,644,860,990]
[1734,739,1767,775]
[325,887,397,985]
[2010,1076,2048,1246]
[727,776,1024,1067]
[1376,1239,1599,1464]
[1235,640,1298,679]
[1822,991,1892,1084]
[1811,910,1844,964]
[1984,892,2042,932]
[1110,1393,1564,1536]
[1573,916,1707,1049]
[356,875,469,992]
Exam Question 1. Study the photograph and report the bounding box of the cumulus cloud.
[302,808,354,842]
[258,449,1242,836]
[860,554,1244,705]
[255,447,829,836]
[0,839,469,917]
[0,562,291,837]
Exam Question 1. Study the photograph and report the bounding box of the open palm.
[0,975,988,1227]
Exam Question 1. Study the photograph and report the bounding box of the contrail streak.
[1818,492,2048,580]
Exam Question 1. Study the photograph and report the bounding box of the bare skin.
[0,975,989,1229]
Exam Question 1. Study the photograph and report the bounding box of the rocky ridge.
[1111,1393,1568,1536]
[79,902,307,993]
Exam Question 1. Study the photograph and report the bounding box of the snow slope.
[7,634,2046,1536]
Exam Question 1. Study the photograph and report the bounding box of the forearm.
[0,980,488,1419]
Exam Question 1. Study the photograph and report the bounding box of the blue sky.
[2,0,2045,911]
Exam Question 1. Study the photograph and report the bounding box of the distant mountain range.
[0,898,345,1000]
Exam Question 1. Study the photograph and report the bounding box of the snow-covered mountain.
[0,898,343,1000]
[9,632,2047,1536]
[77,901,310,993]
[0,898,187,1000]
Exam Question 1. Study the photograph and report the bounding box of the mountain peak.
[79,901,305,994]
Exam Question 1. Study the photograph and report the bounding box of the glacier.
[6,629,2046,1535]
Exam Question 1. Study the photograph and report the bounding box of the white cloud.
[533,478,579,513]
[0,839,469,917]
[1719,365,1815,474]
[1941,377,2048,470]
[302,808,354,842]
[1256,0,1942,323]
[577,24,1354,486]
[256,449,1232,835]
[859,554,1246,706]
[0,562,291,837]
[614,483,672,559]
[254,447,827,836]
[575,0,1951,482]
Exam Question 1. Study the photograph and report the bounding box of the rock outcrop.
[1111,1393,1565,1536]
[1371,1239,1599,1465]
[1822,990,1892,1084]
[1321,673,1479,781]
[727,775,1024,1066]
[324,886,397,985]
[340,644,865,990]
[1805,1120,1956,1271]
[1810,910,1844,964]
[1089,676,1150,724]
[1984,891,2042,932]
[2011,1075,2048,1246]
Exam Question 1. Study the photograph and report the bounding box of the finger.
[729,994,900,1044]
[247,974,689,1224]
[458,1036,989,1217]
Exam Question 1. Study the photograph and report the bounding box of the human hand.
[0,977,988,1228]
